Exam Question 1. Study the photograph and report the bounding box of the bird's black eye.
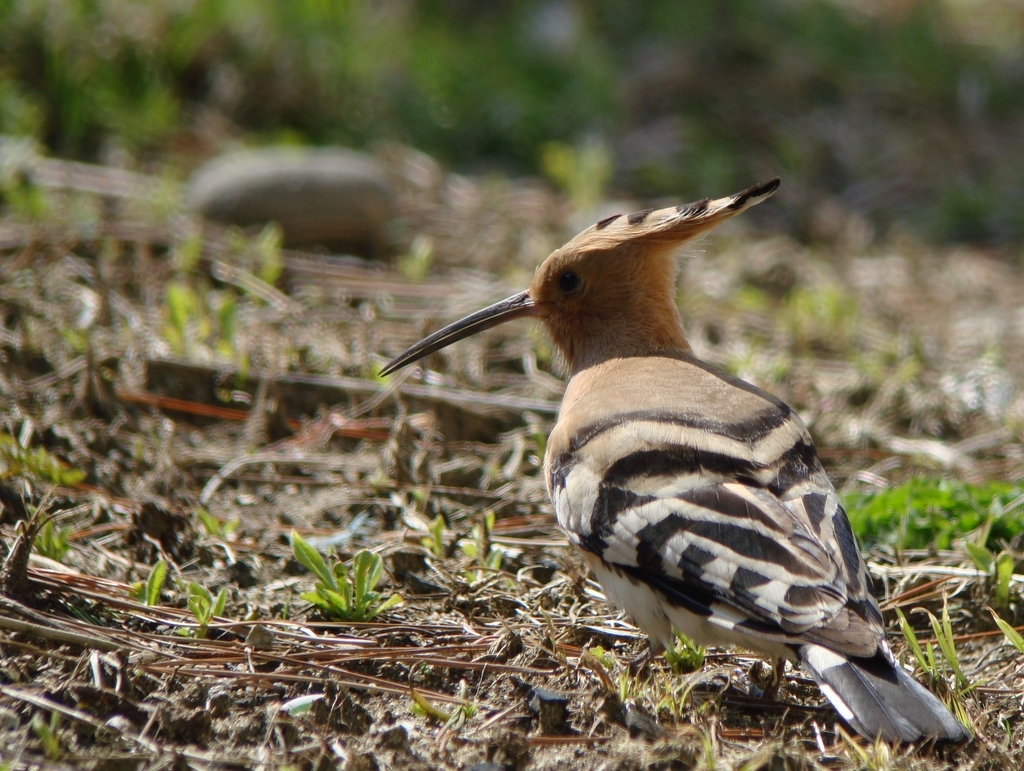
[559,271,580,293]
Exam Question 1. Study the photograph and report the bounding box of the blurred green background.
[1,0,1023,243]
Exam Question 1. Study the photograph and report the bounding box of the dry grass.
[1,151,1023,770]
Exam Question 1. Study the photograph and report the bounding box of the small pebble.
[245,624,277,650]
[527,686,569,735]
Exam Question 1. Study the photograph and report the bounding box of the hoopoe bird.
[380,179,971,743]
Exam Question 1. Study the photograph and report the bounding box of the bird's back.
[545,352,883,655]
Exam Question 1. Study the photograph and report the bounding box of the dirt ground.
[1,149,1023,770]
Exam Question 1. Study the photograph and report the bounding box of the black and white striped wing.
[549,410,883,655]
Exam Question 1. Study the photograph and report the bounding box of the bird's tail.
[800,644,971,743]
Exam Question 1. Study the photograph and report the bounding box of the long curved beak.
[379,290,536,376]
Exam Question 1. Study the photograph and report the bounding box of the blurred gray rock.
[188,147,395,257]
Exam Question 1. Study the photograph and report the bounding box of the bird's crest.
[565,177,780,252]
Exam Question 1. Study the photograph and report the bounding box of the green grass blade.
[927,606,967,690]
[366,592,402,619]
[995,552,1014,608]
[989,609,1024,653]
[290,530,337,590]
[896,609,931,675]
[212,588,228,617]
[964,542,994,574]
[144,560,166,607]
[317,586,351,618]
[300,590,328,609]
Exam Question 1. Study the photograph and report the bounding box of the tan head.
[380,178,779,377]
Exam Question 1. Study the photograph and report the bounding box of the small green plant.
[196,509,239,540]
[422,514,446,559]
[839,731,892,771]
[964,505,1018,609]
[164,224,247,363]
[32,518,69,562]
[994,554,1015,608]
[898,608,937,679]
[290,531,402,621]
[662,631,705,674]
[130,559,166,607]
[700,727,717,771]
[164,278,247,366]
[653,667,698,723]
[0,433,85,486]
[966,543,1016,609]
[926,603,968,692]
[459,511,506,580]
[31,712,61,760]
[184,582,228,639]
[164,281,202,355]
[254,223,284,288]
[990,609,1024,653]
[897,604,972,727]
[398,235,434,282]
[964,541,994,573]
[579,645,619,695]
[617,662,648,705]
[588,645,616,670]
[410,677,477,732]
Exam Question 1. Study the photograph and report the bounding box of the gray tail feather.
[800,645,971,743]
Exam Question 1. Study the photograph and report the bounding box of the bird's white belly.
[582,551,795,661]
